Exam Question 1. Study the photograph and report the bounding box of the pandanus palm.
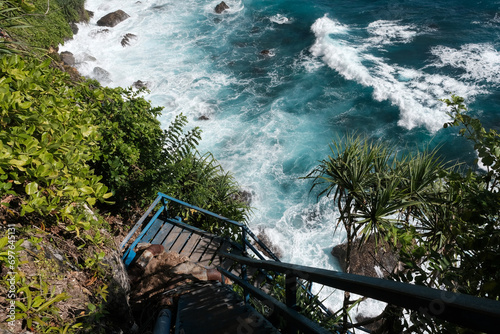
[307,134,449,331]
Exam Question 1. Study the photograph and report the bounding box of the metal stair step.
[162,226,184,251]
[169,229,192,254]
[140,218,165,244]
[189,236,212,263]
[179,233,203,258]
[175,281,278,334]
[151,221,174,245]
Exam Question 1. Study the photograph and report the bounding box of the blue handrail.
[120,193,333,323]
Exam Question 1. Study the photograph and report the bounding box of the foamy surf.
[309,15,486,132]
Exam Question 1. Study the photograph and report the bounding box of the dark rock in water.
[121,33,138,47]
[87,10,94,19]
[97,10,130,27]
[70,22,79,35]
[215,1,229,14]
[255,228,283,259]
[231,189,253,205]
[82,53,97,62]
[133,80,148,89]
[88,28,110,38]
[60,51,75,66]
[355,314,384,332]
[151,4,171,12]
[198,115,210,121]
[331,235,399,278]
[93,67,111,83]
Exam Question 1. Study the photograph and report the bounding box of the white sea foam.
[367,20,419,45]
[269,14,291,25]
[431,43,500,85]
[310,15,486,132]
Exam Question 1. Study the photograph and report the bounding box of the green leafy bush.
[0,0,31,54]
[308,97,500,332]
[0,54,112,225]
[4,0,73,50]
[166,152,249,236]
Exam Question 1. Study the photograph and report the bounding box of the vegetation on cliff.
[0,1,249,332]
[308,95,500,333]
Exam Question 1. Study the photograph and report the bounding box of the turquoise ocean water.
[61,0,500,313]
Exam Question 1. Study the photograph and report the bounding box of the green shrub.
[0,54,112,224]
[166,151,250,236]
[5,0,73,50]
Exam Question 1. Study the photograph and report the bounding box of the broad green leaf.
[25,182,38,195]
[79,186,94,195]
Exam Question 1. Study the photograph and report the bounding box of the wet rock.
[198,115,210,120]
[121,33,137,47]
[97,10,130,27]
[81,53,97,62]
[260,49,275,57]
[255,228,283,259]
[70,22,79,35]
[93,67,111,83]
[60,51,75,66]
[331,235,399,278]
[151,4,171,12]
[231,189,253,205]
[133,80,148,89]
[88,28,110,38]
[87,10,94,19]
[215,1,229,14]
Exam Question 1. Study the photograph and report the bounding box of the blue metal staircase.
[121,193,500,334]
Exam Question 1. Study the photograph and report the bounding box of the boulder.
[70,22,78,35]
[231,189,253,205]
[331,235,399,278]
[81,53,97,62]
[215,1,229,14]
[97,10,130,27]
[60,51,75,66]
[133,80,148,89]
[254,228,283,259]
[121,33,137,47]
[93,67,111,83]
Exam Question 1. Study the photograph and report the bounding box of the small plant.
[0,235,24,268]
[14,279,69,330]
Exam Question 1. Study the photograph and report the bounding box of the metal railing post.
[241,227,249,304]
[285,273,298,333]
